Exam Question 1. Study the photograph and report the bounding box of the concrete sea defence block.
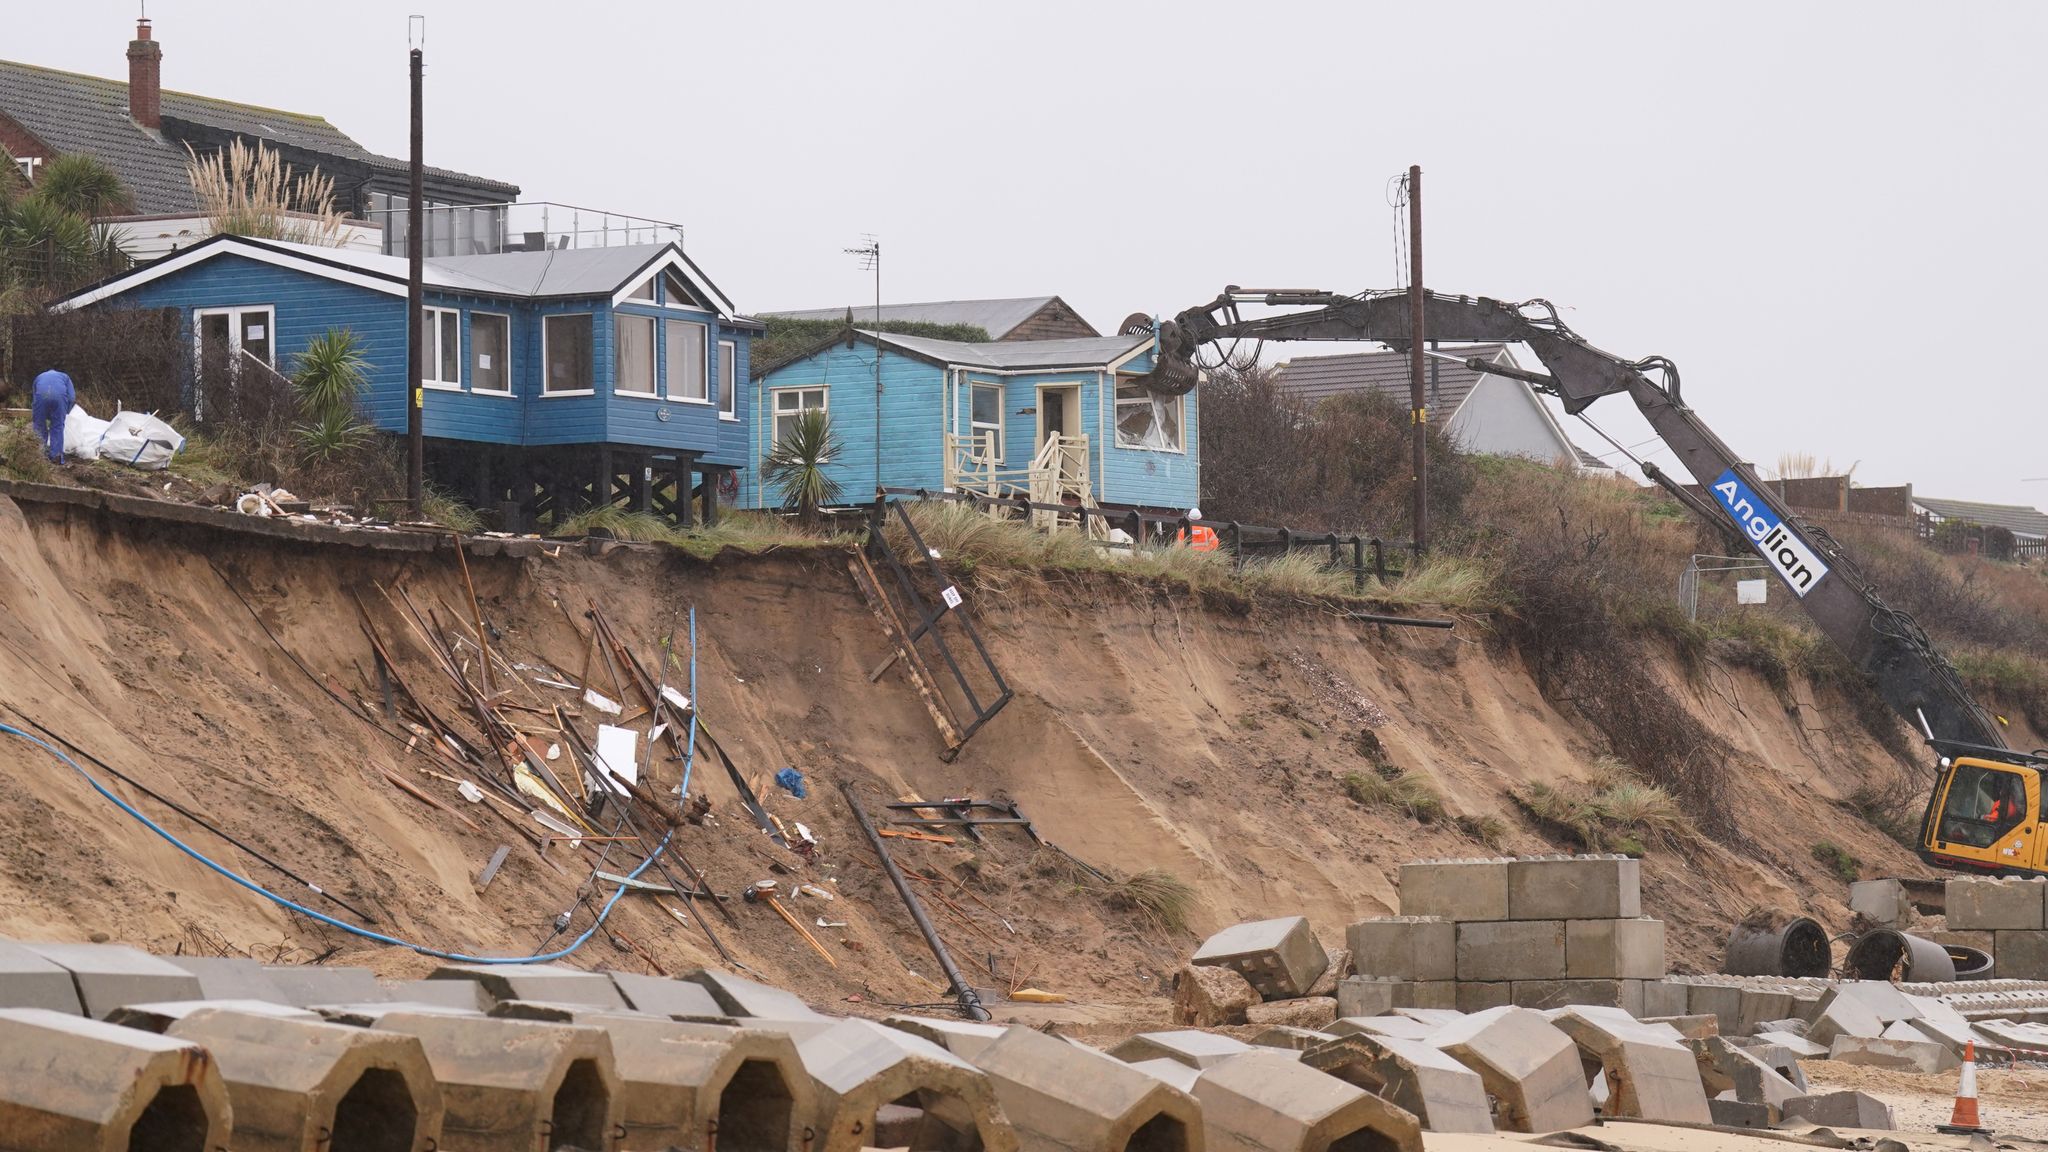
[1708,1098,1774,1128]
[566,1013,810,1152]
[1249,1026,1336,1051]
[1192,916,1329,1001]
[1947,877,2047,931]
[107,999,317,1034]
[1994,930,2048,979]
[1129,1058,1204,1093]
[168,1006,443,1152]
[1826,1034,1960,1074]
[1550,1009,1711,1124]
[1110,1030,1256,1070]
[799,1018,1017,1152]
[385,979,491,1013]
[1307,948,1350,999]
[1456,982,1513,1013]
[608,970,729,1019]
[1177,964,1261,1027]
[1689,1036,1802,1110]
[1565,919,1665,980]
[686,967,826,1020]
[1510,979,1643,1015]
[1457,921,1565,982]
[426,962,626,1011]
[1640,980,1690,1019]
[1392,982,1459,1011]
[1508,856,1640,921]
[1194,1050,1423,1152]
[372,1010,621,1152]
[1781,1090,1895,1130]
[1336,976,1396,1020]
[1683,983,1744,1036]
[1429,1006,1594,1133]
[1347,917,1456,981]
[159,956,288,1005]
[1328,1016,1443,1042]
[15,941,202,1019]
[262,965,388,1008]
[1245,997,1338,1030]
[1398,859,1509,921]
[885,1015,1012,1063]
[1301,1032,1494,1134]
[1849,879,1910,927]
[0,938,86,1014]
[0,1006,232,1151]
[971,1024,1190,1152]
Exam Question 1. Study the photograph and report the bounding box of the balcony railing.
[365,201,685,258]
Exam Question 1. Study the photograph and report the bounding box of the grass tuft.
[1515,758,1691,854]
[1101,868,1195,934]
[1812,841,1861,883]
[1453,812,1509,848]
[1341,769,1445,823]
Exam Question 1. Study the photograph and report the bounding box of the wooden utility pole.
[1406,164,1427,556]
[406,43,425,516]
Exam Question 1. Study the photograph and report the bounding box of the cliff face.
[0,491,1988,1009]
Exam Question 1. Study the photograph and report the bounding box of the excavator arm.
[1132,286,2004,751]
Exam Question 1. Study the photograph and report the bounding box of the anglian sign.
[1711,468,1830,597]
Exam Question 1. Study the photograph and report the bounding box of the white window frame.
[661,269,700,310]
[193,305,276,369]
[718,340,738,420]
[625,278,656,302]
[967,379,1004,464]
[422,305,462,390]
[540,312,596,397]
[468,310,513,396]
[771,386,828,453]
[614,312,659,398]
[1114,377,1186,453]
[663,318,709,403]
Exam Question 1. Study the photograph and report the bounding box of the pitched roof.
[431,246,679,299]
[1911,497,2048,540]
[865,330,1150,371]
[0,58,516,214]
[1274,344,1509,417]
[763,297,1093,340]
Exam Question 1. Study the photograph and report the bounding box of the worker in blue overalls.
[30,366,75,465]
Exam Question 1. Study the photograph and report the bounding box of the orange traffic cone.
[1937,1041,1989,1135]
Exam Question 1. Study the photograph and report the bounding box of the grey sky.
[18,1,2047,506]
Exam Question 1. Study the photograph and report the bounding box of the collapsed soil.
[0,491,2025,1022]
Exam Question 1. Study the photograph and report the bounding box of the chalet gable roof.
[762,296,1098,341]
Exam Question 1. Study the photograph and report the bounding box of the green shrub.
[1812,841,1861,883]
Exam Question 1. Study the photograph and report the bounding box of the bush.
[1341,769,1445,823]
[1515,759,1691,854]
[1812,841,1861,883]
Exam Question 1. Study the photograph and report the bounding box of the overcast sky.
[19,2,2048,505]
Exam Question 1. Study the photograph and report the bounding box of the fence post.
[1228,521,1242,571]
[1352,536,1366,592]
[1372,537,1388,583]
[1326,532,1341,570]
[1280,527,1294,555]
[1125,510,1142,546]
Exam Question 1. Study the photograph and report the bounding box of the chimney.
[127,19,162,131]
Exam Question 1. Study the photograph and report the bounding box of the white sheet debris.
[456,781,484,803]
[661,686,692,713]
[595,724,639,790]
[583,689,623,715]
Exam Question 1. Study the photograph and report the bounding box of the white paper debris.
[531,809,583,845]
[595,724,639,789]
[534,677,578,691]
[661,685,692,713]
[545,743,561,761]
[816,918,847,928]
[583,688,623,715]
[457,781,484,803]
[648,723,668,745]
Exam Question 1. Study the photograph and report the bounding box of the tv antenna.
[846,235,882,490]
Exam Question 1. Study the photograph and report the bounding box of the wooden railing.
[944,431,1102,537]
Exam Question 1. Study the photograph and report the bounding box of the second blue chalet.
[56,234,759,526]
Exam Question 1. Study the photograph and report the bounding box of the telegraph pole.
[1405,164,1428,556]
[405,27,425,516]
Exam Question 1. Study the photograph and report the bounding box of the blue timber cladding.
[745,342,942,508]
[64,238,750,465]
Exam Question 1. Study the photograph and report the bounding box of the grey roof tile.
[428,245,676,300]
[1274,344,1510,418]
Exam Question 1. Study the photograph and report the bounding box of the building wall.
[1097,353,1200,510]
[1444,374,1578,465]
[999,299,1099,341]
[744,343,943,508]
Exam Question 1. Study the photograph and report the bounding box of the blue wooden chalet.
[53,233,759,526]
[742,329,1199,515]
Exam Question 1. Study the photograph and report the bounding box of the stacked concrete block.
[1346,917,1454,983]
[1456,920,1565,982]
[426,962,627,1011]
[1178,965,1262,1027]
[885,1015,1011,1062]
[797,1019,1017,1152]
[1110,1030,1257,1070]
[0,1007,233,1151]
[1300,1032,1494,1133]
[1428,1006,1594,1133]
[971,1024,1188,1152]
[1193,1050,1423,1152]
[1948,876,2048,980]
[1550,1007,1711,1124]
[1781,1090,1894,1130]
[1398,859,1510,921]
[1566,919,1665,979]
[0,938,86,1014]
[1192,917,1330,1002]
[160,955,288,1004]
[1848,879,1911,927]
[372,1010,621,1152]
[14,942,202,1019]
[262,965,388,1008]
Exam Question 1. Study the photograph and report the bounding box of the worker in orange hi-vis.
[1176,506,1219,552]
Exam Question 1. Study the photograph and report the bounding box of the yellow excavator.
[1127,287,2045,879]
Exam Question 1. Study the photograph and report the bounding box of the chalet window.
[665,319,707,401]
[423,307,461,387]
[969,381,1003,462]
[470,312,510,394]
[773,387,827,447]
[194,306,274,371]
[662,270,699,309]
[1115,379,1184,451]
[615,313,656,395]
[543,314,594,394]
[719,340,738,419]
[626,278,656,301]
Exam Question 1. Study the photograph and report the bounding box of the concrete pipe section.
[0,1007,232,1151]
[1193,1050,1422,1152]
[372,1010,622,1152]
[168,1006,444,1152]
[795,1018,1019,1152]
[1722,916,1830,978]
[1845,930,1957,983]
[972,1024,1201,1152]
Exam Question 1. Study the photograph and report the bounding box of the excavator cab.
[1922,755,2046,876]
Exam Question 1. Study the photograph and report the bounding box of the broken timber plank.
[476,845,512,889]
[847,552,964,753]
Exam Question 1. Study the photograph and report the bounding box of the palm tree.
[31,154,134,218]
[290,328,372,462]
[0,152,132,305]
[764,408,843,523]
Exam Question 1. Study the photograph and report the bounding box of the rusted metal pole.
[1406,163,1427,556]
[406,44,425,516]
[841,781,990,1020]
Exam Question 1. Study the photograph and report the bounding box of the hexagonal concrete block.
[1995,930,2048,979]
[1550,1008,1710,1124]
[885,1015,1012,1062]
[797,1018,1017,1152]
[553,1011,811,1152]
[973,1024,1198,1152]
[1195,1050,1422,1152]
[1129,1058,1204,1093]
[686,967,826,1021]
[608,970,729,1019]
[1328,1016,1442,1042]
[372,1010,621,1152]
[1688,1037,1802,1110]
[386,979,491,1012]
[14,941,202,1019]
[1398,859,1508,921]
[1301,1032,1493,1133]
[169,1006,443,1152]
[159,956,288,1005]
[1565,919,1665,980]
[262,965,389,1008]
[1827,1035,1960,1074]
[1110,1030,1257,1070]
[0,1006,231,1151]
[1781,1090,1894,1130]
[1507,856,1640,921]
[1192,917,1329,1002]
[1946,877,2047,930]
[0,938,84,1014]
[106,999,317,1034]
[1347,917,1455,981]
[426,962,626,1011]
[1429,1006,1594,1133]
[1249,1026,1336,1052]
[1456,921,1564,982]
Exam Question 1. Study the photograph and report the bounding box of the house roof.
[763,297,1093,341]
[865,330,1150,371]
[0,58,517,214]
[1911,497,2048,540]
[51,235,744,322]
[1275,344,1509,417]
